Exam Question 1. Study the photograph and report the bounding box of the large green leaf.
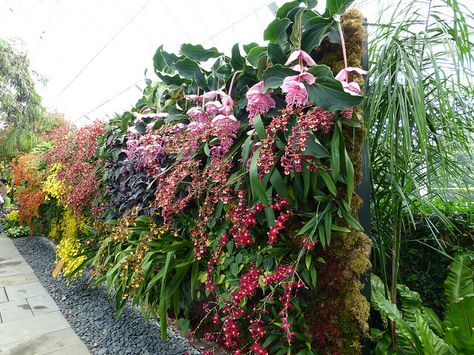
[174,58,208,90]
[153,45,179,73]
[324,0,355,17]
[371,274,425,354]
[414,313,454,355]
[444,253,474,304]
[306,78,363,111]
[246,46,267,67]
[180,43,221,62]
[264,18,292,45]
[267,43,287,65]
[444,295,474,353]
[262,64,298,91]
[301,13,334,53]
[231,43,245,69]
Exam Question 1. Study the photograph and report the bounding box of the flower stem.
[338,21,348,69]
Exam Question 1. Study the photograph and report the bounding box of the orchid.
[335,67,368,95]
[285,49,316,67]
[245,81,275,121]
[281,79,309,107]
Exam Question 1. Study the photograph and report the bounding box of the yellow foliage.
[5,210,19,223]
[43,163,65,204]
[55,209,86,278]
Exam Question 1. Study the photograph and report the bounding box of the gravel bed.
[12,236,200,355]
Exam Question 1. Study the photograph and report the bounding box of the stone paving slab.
[0,234,90,355]
[0,298,33,323]
[28,294,59,316]
[0,328,89,355]
[0,272,38,287]
[5,281,46,301]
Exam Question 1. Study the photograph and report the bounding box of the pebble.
[13,236,199,355]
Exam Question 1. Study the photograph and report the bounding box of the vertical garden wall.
[9,1,373,354]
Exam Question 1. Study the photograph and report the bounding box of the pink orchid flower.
[291,64,308,72]
[283,72,316,86]
[335,67,368,96]
[186,107,206,120]
[185,94,202,102]
[219,95,234,115]
[204,101,223,116]
[285,50,316,67]
[281,79,308,107]
[212,114,240,136]
[246,81,276,120]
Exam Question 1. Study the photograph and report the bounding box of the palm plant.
[364,0,474,346]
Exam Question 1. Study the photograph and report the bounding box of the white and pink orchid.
[280,79,308,107]
[335,67,368,96]
[285,49,316,67]
[246,81,276,121]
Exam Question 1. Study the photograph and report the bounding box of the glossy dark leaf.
[305,78,363,111]
[324,0,355,17]
[264,18,292,45]
[262,64,298,91]
[180,43,221,62]
[231,43,245,69]
[247,46,267,67]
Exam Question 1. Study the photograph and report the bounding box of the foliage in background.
[371,251,474,354]
[365,0,474,342]
[0,38,53,162]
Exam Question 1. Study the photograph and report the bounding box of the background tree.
[0,38,48,163]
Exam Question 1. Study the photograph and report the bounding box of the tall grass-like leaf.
[365,0,474,318]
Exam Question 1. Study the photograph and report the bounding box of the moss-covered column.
[309,9,372,354]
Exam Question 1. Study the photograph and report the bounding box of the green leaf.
[159,251,174,340]
[249,148,269,205]
[319,169,337,196]
[310,265,317,288]
[305,73,363,111]
[247,46,267,67]
[174,58,208,89]
[324,0,355,17]
[180,43,221,62]
[270,168,290,200]
[301,14,333,53]
[341,208,363,231]
[304,133,330,158]
[153,45,179,73]
[344,145,354,204]
[415,313,453,355]
[290,9,305,47]
[330,123,341,180]
[305,253,312,270]
[444,253,474,304]
[267,43,287,65]
[231,44,245,69]
[264,18,292,45]
[444,295,474,353]
[252,115,266,140]
[243,42,259,54]
[262,64,298,91]
[157,73,190,86]
[276,1,301,19]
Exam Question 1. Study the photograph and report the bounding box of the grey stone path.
[0,234,90,355]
